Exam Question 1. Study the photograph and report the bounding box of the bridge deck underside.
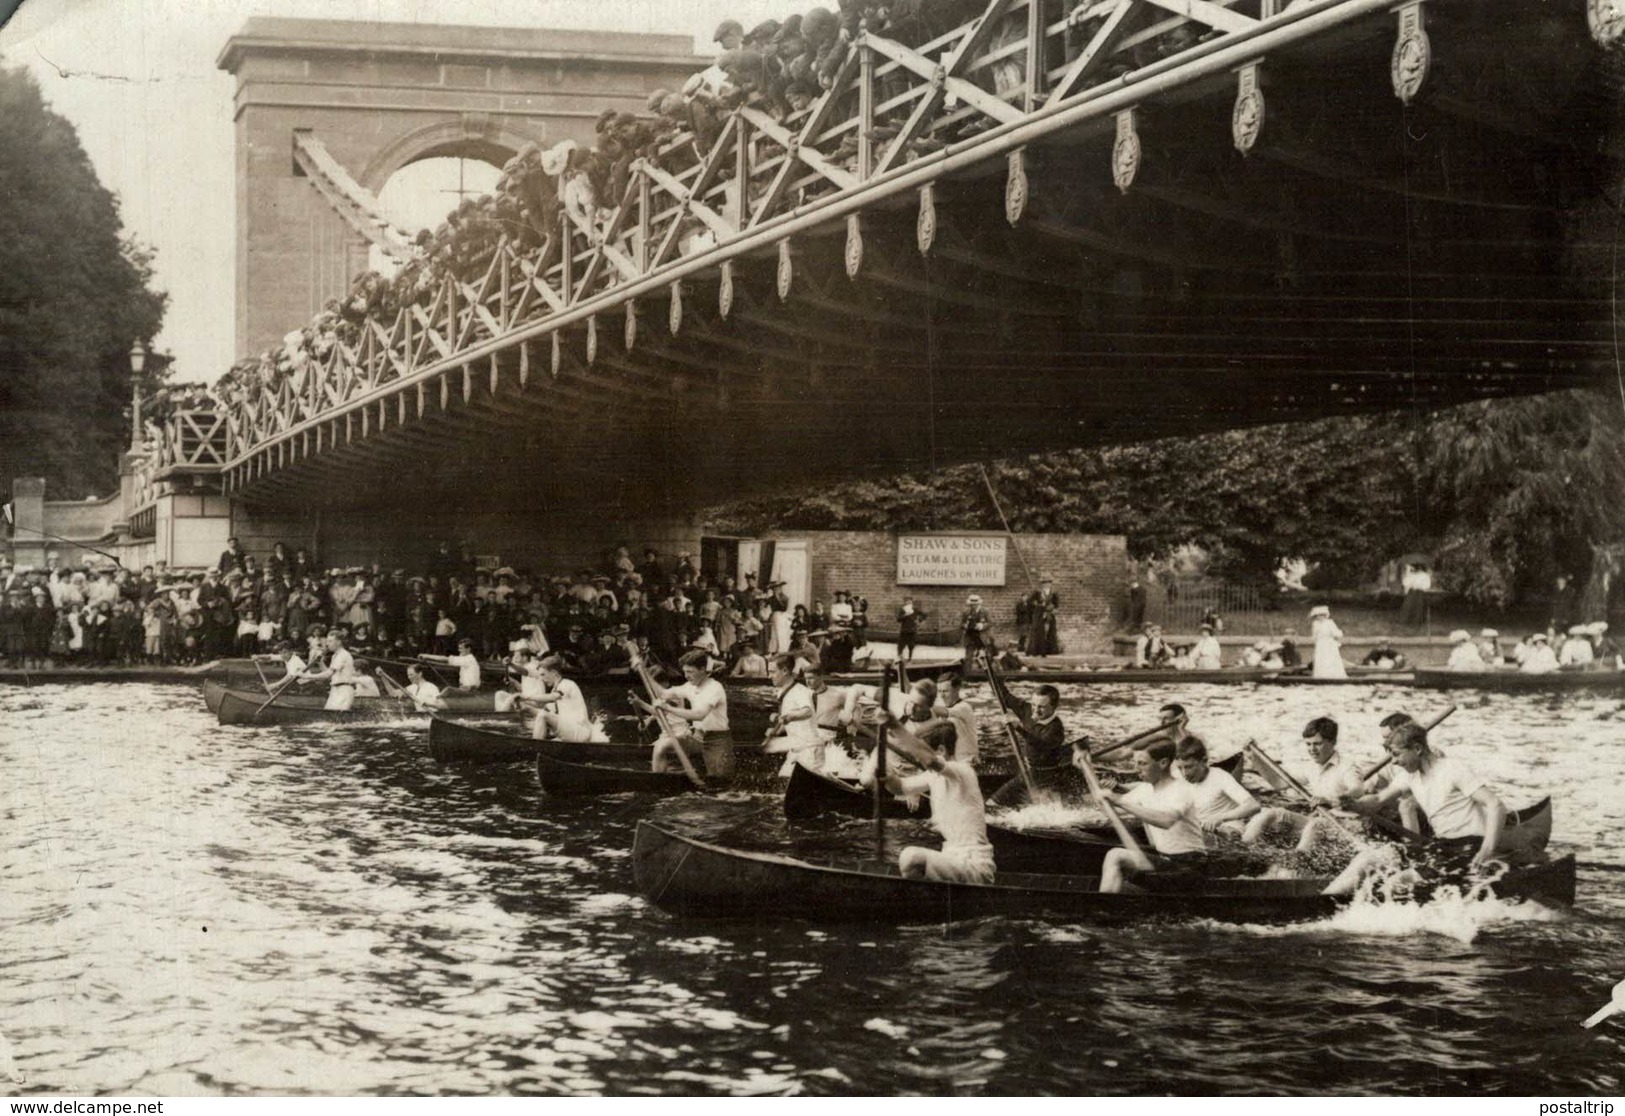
[234,2,1622,514]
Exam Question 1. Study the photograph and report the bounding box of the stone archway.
[217,16,701,361]
[361,116,548,196]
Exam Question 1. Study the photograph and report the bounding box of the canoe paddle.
[1355,703,1458,784]
[1073,748,1146,861]
[874,663,893,862]
[1584,979,1625,1029]
[1088,720,1177,762]
[251,670,303,718]
[982,648,1037,799]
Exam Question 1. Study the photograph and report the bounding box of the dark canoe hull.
[534,749,711,797]
[1412,667,1625,691]
[985,823,1118,875]
[632,822,1578,923]
[427,716,778,770]
[215,685,503,725]
[782,761,1016,820]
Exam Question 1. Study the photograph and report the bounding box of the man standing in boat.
[303,630,362,711]
[636,649,729,773]
[764,653,825,775]
[866,709,995,884]
[1322,722,1508,895]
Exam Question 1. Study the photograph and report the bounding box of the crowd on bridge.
[210,0,1227,425]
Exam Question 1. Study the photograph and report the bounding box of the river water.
[3,679,1623,1096]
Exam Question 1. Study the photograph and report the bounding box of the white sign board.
[896,535,1008,586]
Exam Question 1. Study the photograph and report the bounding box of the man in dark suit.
[217,537,246,576]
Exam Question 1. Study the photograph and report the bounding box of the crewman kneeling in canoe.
[526,655,595,743]
[634,649,729,774]
[864,708,995,884]
[1320,722,1507,896]
[1081,739,1264,893]
[764,653,826,775]
[1243,716,1388,854]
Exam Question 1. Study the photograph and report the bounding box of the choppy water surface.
[2,679,1623,1096]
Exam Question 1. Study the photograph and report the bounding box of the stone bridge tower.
[216,17,701,360]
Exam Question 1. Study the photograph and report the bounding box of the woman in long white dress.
[1308,604,1347,679]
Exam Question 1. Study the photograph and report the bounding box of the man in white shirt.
[764,654,825,775]
[1175,736,1259,838]
[527,655,594,743]
[866,710,995,884]
[636,649,729,776]
[423,638,483,691]
[1085,739,1208,893]
[1324,722,1507,896]
[400,663,443,711]
[1242,716,1391,853]
[304,631,361,711]
[930,672,979,765]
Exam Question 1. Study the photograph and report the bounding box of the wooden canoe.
[215,684,505,726]
[632,821,1577,924]
[982,794,1552,876]
[1411,667,1625,691]
[533,749,722,797]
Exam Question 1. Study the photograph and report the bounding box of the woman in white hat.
[1307,603,1346,680]
[1558,624,1595,667]
[1518,630,1560,674]
[1445,629,1486,672]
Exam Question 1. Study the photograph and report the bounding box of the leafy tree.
[0,62,168,499]
[1419,389,1625,607]
[704,391,1624,609]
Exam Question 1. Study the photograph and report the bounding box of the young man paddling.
[1176,735,1260,839]
[527,655,594,743]
[865,709,995,885]
[1082,739,1209,893]
[635,649,729,774]
[1320,722,1508,896]
[764,653,825,775]
[303,630,361,711]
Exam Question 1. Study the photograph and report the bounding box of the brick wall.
[794,531,1127,654]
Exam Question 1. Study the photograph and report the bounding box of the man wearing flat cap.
[713,18,744,48]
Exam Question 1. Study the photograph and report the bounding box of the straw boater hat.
[1480,628,1499,639]
[1530,631,1549,642]
[967,594,982,604]
[1567,624,1587,636]
[1590,621,1610,636]
[1308,604,1331,619]
[1448,629,1471,643]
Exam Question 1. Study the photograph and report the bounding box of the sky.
[0,0,791,384]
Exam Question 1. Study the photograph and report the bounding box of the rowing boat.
[631,821,1577,923]
[1411,667,1625,692]
[214,684,506,726]
[426,715,776,769]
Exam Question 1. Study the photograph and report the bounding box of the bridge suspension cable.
[292,131,416,265]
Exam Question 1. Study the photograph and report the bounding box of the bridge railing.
[132,409,229,510]
[220,0,1417,475]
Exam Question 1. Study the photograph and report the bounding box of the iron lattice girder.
[225,0,1623,508]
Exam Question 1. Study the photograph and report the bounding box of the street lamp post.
[129,341,147,451]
